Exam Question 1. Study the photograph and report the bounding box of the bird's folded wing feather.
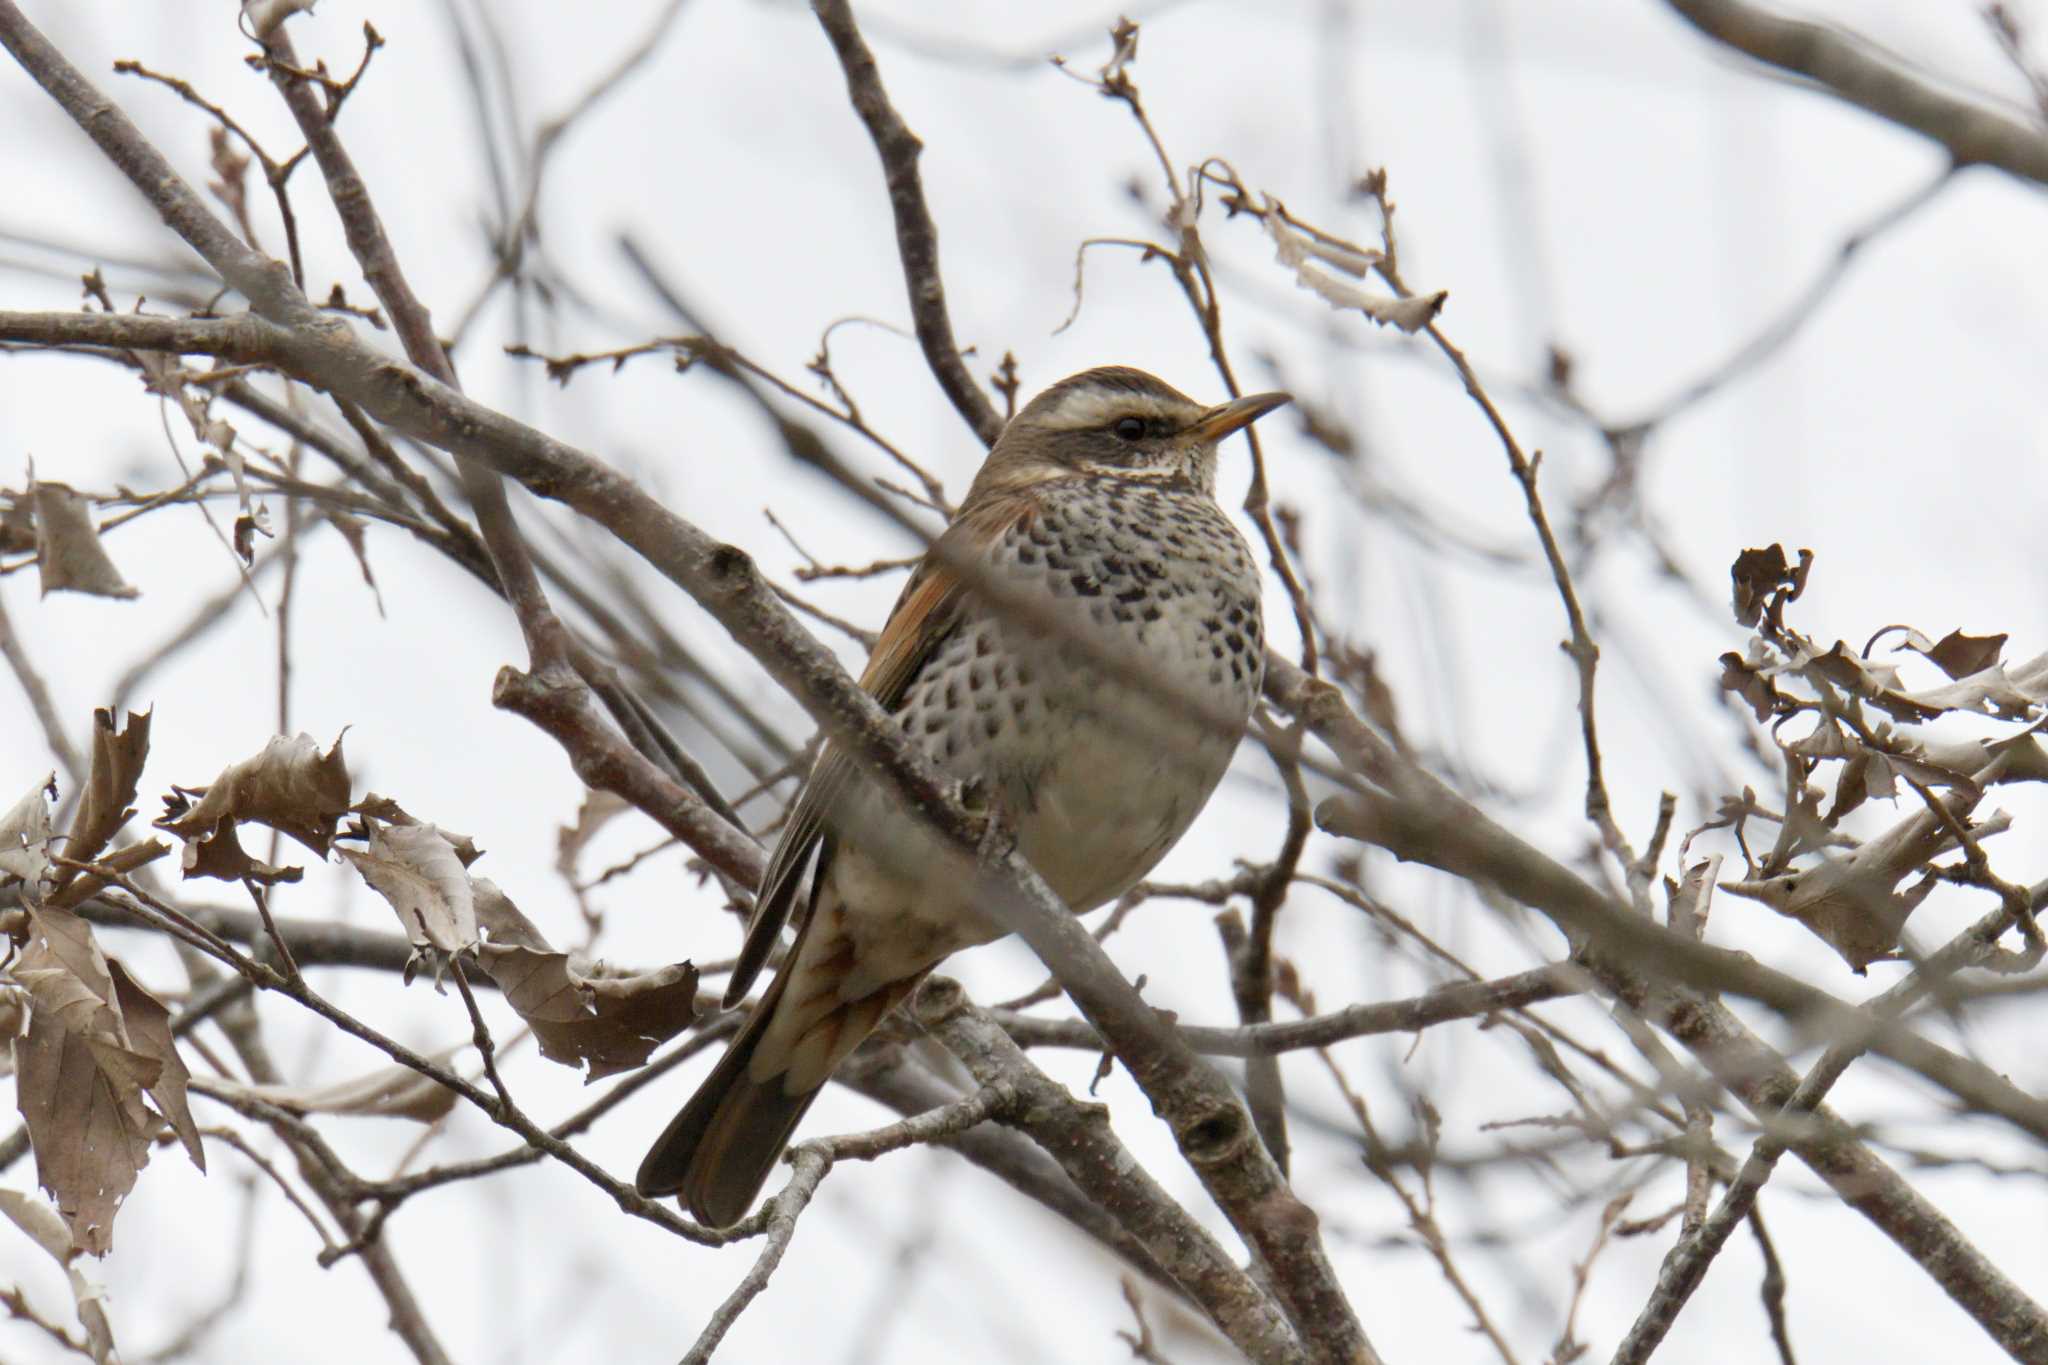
[722,493,1038,1005]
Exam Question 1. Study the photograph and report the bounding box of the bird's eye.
[1112,416,1147,442]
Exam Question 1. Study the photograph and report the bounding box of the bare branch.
[1665,0,2048,186]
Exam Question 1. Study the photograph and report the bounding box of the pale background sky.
[3,1,2046,1362]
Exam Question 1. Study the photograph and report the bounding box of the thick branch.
[919,982,1309,1365]
[1664,0,2048,186]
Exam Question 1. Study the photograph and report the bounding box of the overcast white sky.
[4,2,2047,1362]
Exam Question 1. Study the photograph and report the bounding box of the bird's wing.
[722,491,1038,1006]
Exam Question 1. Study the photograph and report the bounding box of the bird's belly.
[1005,706,1236,912]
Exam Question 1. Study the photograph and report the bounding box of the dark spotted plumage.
[636,368,1288,1226]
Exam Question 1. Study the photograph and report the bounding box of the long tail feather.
[634,968,822,1227]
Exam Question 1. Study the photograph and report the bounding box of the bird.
[636,366,1289,1226]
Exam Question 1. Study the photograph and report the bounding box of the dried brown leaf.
[8,909,177,1254]
[1912,628,2009,680]
[1729,544,1806,627]
[32,482,138,600]
[1806,642,1944,722]
[52,709,152,891]
[0,774,58,889]
[324,507,386,616]
[0,1189,118,1362]
[473,881,698,1080]
[107,960,203,1169]
[339,820,477,952]
[474,877,549,951]
[1893,662,2046,721]
[556,790,630,881]
[0,490,35,554]
[207,1056,459,1123]
[170,816,302,885]
[1717,650,1780,722]
[1723,790,1993,970]
[156,732,352,876]
[349,794,481,866]
[478,945,698,1080]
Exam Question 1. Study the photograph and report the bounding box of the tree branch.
[1664,0,2048,186]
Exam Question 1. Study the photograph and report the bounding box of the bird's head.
[972,366,1290,499]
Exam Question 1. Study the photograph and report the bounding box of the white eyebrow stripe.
[1033,390,1191,431]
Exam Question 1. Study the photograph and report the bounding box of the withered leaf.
[1829,750,1870,822]
[1729,544,1807,627]
[53,709,152,891]
[1806,643,1943,722]
[156,732,352,871]
[474,877,549,951]
[203,1056,459,1124]
[1914,629,2008,680]
[339,820,477,952]
[0,1189,118,1362]
[107,960,204,1169]
[0,774,58,888]
[9,908,203,1254]
[32,483,138,600]
[1718,651,1780,722]
[556,790,630,881]
[0,490,35,554]
[13,1006,156,1254]
[473,878,698,1081]
[324,507,386,617]
[348,794,481,867]
[169,816,302,885]
[1895,663,2045,721]
[11,904,119,1034]
[478,945,699,1082]
[1724,864,1933,972]
[1723,788,1991,970]
[1262,197,1444,333]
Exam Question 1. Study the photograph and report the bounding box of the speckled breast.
[891,473,1265,916]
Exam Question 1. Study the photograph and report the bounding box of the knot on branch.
[911,974,968,1026]
[1176,1095,1251,1166]
[707,542,757,585]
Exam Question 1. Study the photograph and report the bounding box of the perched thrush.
[636,366,1289,1225]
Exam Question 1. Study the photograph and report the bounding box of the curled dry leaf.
[324,507,386,616]
[201,1055,459,1124]
[1728,543,1808,627]
[8,905,204,1253]
[339,818,478,953]
[1894,627,2010,681]
[32,482,137,600]
[348,794,481,867]
[480,946,701,1081]
[0,488,35,553]
[1891,651,2048,721]
[1718,646,1781,723]
[557,789,631,882]
[52,709,152,892]
[474,880,699,1081]
[1262,197,1445,333]
[0,1188,118,1363]
[155,732,352,882]
[0,774,58,889]
[135,353,262,553]
[1723,789,2001,971]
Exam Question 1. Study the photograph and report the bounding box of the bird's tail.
[634,964,820,1227]
[636,928,927,1227]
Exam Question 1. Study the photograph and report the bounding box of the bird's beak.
[1189,391,1292,444]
